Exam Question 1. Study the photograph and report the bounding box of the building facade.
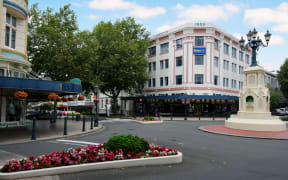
[145,23,252,98]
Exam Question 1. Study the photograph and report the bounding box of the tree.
[267,84,283,111]
[278,58,288,98]
[91,17,150,112]
[28,3,79,81]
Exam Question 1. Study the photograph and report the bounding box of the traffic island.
[0,135,182,179]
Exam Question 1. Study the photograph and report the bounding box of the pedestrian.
[106,103,111,117]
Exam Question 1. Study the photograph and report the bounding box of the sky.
[29,0,288,72]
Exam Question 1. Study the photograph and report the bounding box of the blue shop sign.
[193,48,206,55]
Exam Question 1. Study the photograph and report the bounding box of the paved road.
[1,121,288,180]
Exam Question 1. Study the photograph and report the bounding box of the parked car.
[26,111,51,120]
[275,108,288,116]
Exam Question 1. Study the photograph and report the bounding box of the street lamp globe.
[252,28,258,39]
[239,36,245,48]
[246,30,252,41]
[264,30,271,44]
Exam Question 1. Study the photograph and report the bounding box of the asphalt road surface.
[1,121,288,180]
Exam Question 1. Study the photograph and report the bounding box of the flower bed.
[1,144,178,173]
[131,118,161,121]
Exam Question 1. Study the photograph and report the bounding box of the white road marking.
[48,140,99,146]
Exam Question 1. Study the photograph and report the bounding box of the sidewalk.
[0,118,103,145]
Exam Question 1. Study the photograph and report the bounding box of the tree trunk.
[111,97,119,114]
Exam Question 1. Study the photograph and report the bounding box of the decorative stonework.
[225,66,286,132]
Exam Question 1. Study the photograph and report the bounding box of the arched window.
[246,96,254,103]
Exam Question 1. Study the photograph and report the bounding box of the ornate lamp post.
[94,85,99,127]
[239,28,271,67]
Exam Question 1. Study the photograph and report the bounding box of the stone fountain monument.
[225,28,286,131]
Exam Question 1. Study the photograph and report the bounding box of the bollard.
[64,117,67,135]
[170,112,173,121]
[72,114,74,121]
[82,116,86,132]
[31,117,36,140]
[212,112,215,121]
[90,117,93,130]
[198,112,201,121]
[76,115,80,121]
[66,112,69,121]
[226,112,229,120]
[184,104,187,121]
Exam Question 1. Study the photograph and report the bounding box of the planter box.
[0,152,182,179]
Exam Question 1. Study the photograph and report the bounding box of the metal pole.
[251,46,257,66]
[31,117,36,140]
[212,112,215,120]
[94,102,99,127]
[184,99,187,121]
[82,116,86,131]
[198,112,201,121]
[90,117,93,130]
[64,117,67,135]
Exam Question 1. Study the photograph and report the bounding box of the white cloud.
[244,2,288,33]
[88,0,132,10]
[176,3,184,10]
[129,6,166,19]
[260,62,280,72]
[87,14,100,21]
[156,25,173,33]
[177,3,241,22]
[87,0,166,19]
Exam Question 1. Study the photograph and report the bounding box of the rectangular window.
[160,42,169,53]
[12,16,16,27]
[148,63,151,72]
[214,57,219,68]
[239,51,243,61]
[160,61,164,70]
[5,26,10,46]
[232,47,237,58]
[0,69,4,77]
[152,78,156,87]
[176,75,182,85]
[232,63,237,73]
[239,66,243,74]
[226,78,229,88]
[20,73,25,78]
[148,79,151,87]
[148,46,156,56]
[195,36,204,46]
[224,43,229,54]
[176,56,182,66]
[195,55,204,65]
[165,77,168,86]
[214,39,219,49]
[195,74,204,84]
[231,79,234,88]
[13,71,19,78]
[214,75,218,86]
[160,77,163,86]
[223,60,229,70]
[176,38,182,49]
[165,59,169,68]
[11,29,16,49]
[152,62,156,71]
[6,13,10,24]
[245,54,250,64]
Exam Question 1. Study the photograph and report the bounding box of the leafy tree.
[267,84,283,111]
[278,58,288,98]
[91,17,150,112]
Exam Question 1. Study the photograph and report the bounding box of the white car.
[276,108,288,116]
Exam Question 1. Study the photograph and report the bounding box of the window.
[232,63,237,73]
[148,63,151,72]
[239,81,243,89]
[245,54,250,64]
[165,77,168,86]
[152,62,156,71]
[223,78,229,88]
[223,60,229,70]
[224,43,229,54]
[160,42,169,53]
[195,74,204,84]
[176,56,182,66]
[165,59,169,69]
[195,36,204,46]
[231,79,237,89]
[214,39,219,49]
[160,77,163,86]
[20,73,25,78]
[239,51,243,61]
[5,14,16,49]
[195,55,204,65]
[160,61,164,70]
[214,75,218,86]
[232,47,237,58]
[148,79,151,87]
[239,66,243,74]
[13,71,19,78]
[0,69,4,77]
[152,78,156,87]
[226,78,229,88]
[176,38,182,49]
[148,46,156,56]
[214,57,219,68]
[176,75,182,85]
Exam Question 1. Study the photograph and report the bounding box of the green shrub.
[144,116,154,120]
[281,117,288,121]
[104,134,149,155]
[108,115,118,118]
